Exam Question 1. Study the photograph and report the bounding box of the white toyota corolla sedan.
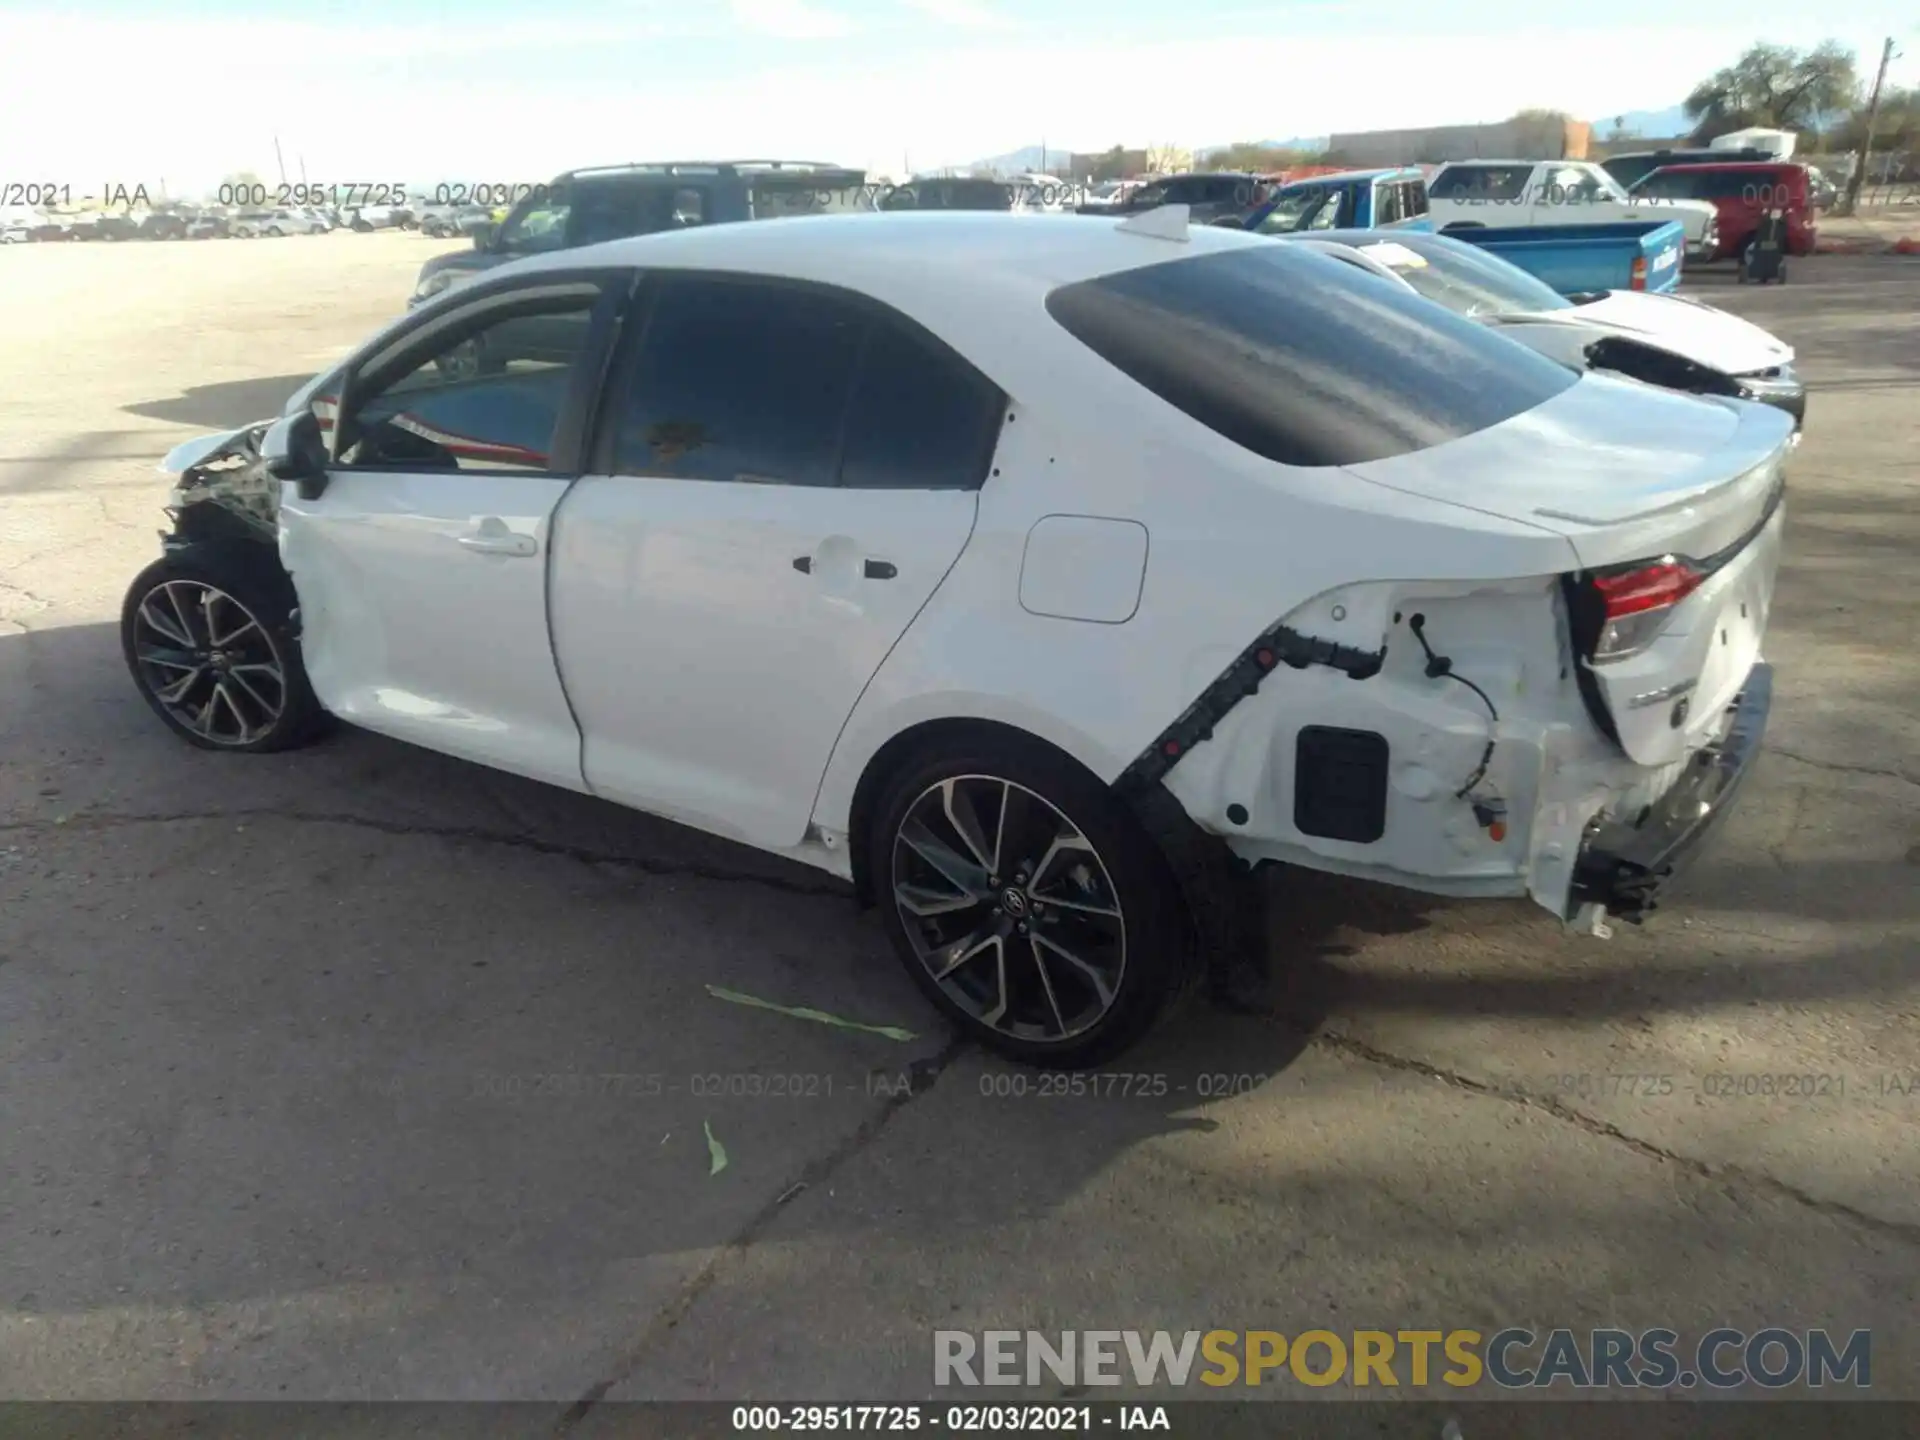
[125,207,1792,1067]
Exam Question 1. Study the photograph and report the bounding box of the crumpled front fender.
[158,419,279,538]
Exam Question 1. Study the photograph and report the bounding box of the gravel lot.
[1,234,1916,1424]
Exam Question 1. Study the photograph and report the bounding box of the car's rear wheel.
[870,735,1195,1068]
[121,554,326,753]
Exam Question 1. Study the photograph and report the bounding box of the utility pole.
[274,135,287,186]
[1842,36,1900,215]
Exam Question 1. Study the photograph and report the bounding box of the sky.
[0,1,1913,196]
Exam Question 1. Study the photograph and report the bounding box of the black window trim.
[585,267,1008,492]
[326,266,636,479]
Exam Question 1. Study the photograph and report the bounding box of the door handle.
[792,555,812,573]
[863,559,897,580]
[457,531,538,557]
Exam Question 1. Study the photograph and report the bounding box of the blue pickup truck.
[1224,167,1431,232]
[1436,220,1687,295]
[1222,171,1685,296]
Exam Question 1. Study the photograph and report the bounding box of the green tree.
[1826,85,1920,155]
[1088,146,1129,183]
[1683,41,1861,140]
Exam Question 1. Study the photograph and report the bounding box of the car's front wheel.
[121,553,327,753]
[870,734,1196,1068]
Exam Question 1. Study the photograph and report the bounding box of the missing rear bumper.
[1566,662,1772,923]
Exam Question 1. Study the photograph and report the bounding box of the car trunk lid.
[1343,372,1795,765]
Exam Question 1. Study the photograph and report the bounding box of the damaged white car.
[123,208,1790,1066]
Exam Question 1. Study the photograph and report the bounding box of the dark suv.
[1600,147,1776,191]
[1081,172,1268,224]
[410,160,871,309]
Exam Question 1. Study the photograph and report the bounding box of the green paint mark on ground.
[706,985,917,1043]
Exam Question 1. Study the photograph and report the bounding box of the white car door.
[548,271,1004,852]
[279,271,627,790]
[1532,164,1603,226]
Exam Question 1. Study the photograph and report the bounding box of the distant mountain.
[1592,103,1691,141]
[954,145,1065,175]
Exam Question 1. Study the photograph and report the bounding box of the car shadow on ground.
[122,375,318,430]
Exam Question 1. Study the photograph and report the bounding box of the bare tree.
[1144,144,1194,175]
[1683,41,1861,140]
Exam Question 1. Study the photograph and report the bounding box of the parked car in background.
[418,203,495,238]
[346,204,415,232]
[75,213,144,241]
[135,211,192,240]
[1427,159,1721,261]
[1,216,31,243]
[1075,180,1142,212]
[127,210,1789,1067]
[881,177,1018,211]
[1628,161,1820,266]
[1217,167,1429,232]
[1600,146,1777,191]
[1082,172,1266,223]
[408,159,871,310]
[1279,228,1804,426]
[234,207,332,237]
[186,214,232,240]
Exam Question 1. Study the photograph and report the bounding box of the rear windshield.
[1045,245,1579,467]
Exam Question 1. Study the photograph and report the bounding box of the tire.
[121,552,327,754]
[869,732,1196,1068]
[265,226,284,237]
[352,219,373,233]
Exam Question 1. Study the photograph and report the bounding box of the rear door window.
[610,276,863,485]
[1045,246,1579,468]
[603,273,1003,490]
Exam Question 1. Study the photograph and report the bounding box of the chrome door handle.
[457,532,538,557]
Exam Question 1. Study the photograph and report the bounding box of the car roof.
[1647,160,1800,172]
[1610,147,1767,158]
[508,210,1263,290]
[1283,167,1421,184]
[560,160,861,182]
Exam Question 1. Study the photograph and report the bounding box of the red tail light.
[1629,256,1648,290]
[1588,560,1703,660]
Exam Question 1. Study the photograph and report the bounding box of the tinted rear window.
[1045,245,1579,467]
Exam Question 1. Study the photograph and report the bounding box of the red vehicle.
[1627,161,1818,263]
